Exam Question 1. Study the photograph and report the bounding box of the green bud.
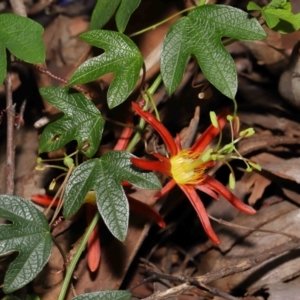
[35,165,45,171]
[209,111,218,128]
[239,128,255,137]
[229,172,235,189]
[249,161,262,171]
[49,179,56,191]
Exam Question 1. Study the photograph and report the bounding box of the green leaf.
[161,4,266,99]
[63,151,161,241]
[296,13,300,25]
[0,46,6,84]
[262,8,300,33]
[262,10,280,28]
[0,195,52,294]
[68,30,143,108]
[90,0,120,30]
[267,0,290,9]
[39,86,104,158]
[71,290,131,300]
[0,14,45,83]
[115,0,141,33]
[90,0,140,32]
[247,2,262,11]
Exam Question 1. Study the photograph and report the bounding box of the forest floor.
[1,0,300,299]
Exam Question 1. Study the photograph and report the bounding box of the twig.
[133,260,238,300]
[196,282,239,300]
[138,271,239,300]
[5,54,15,195]
[209,215,299,241]
[6,0,27,197]
[52,235,68,269]
[16,99,26,130]
[182,106,200,149]
[141,238,300,299]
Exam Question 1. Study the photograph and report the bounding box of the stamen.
[170,149,206,185]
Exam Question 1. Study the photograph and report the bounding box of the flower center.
[170,149,206,185]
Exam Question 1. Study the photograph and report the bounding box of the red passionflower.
[131,102,256,244]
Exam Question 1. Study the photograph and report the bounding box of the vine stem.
[57,212,100,300]
[126,74,162,152]
[129,7,194,37]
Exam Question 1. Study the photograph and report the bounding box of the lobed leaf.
[161,4,266,99]
[64,151,161,241]
[115,0,141,33]
[0,14,45,83]
[262,8,300,33]
[68,30,143,108]
[39,87,104,158]
[247,2,262,11]
[267,0,290,9]
[90,0,120,30]
[0,46,6,84]
[90,0,140,32]
[0,195,52,294]
[247,0,299,33]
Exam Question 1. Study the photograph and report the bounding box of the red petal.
[131,157,172,176]
[132,102,178,156]
[121,181,132,187]
[203,176,256,214]
[179,185,220,244]
[152,152,169,163]
[128,196,165,228]
[86,204,101,272]
[31,194,59,207]
[114,115,133,151]
[175,134,182,151]
[191,109,229,153]
[153,179,176,201]
[195,184,219,200]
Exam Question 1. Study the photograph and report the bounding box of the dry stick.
[6,0,26,196]
[182,106,200,149]
[141,237,300,300]
[134,271,239,300]
[5,55,15,195]
[198,283,239,300]
[209,215,299,241]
